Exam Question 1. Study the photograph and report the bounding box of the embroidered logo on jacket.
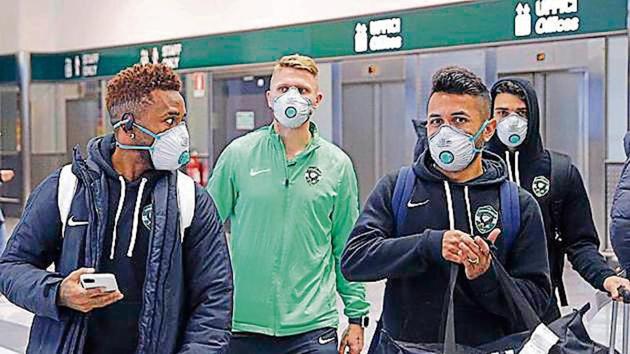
[532,176,550,198]
[475,205,499,234]
[142,205,153,230]
[305,167,322,185]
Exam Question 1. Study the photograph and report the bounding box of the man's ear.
[312,91,324,109]
[483,118,497,142]
[266,90,273,109]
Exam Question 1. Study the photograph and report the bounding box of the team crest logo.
[305,166,322,185]
[532,176,550,197]
[475,205,499,234]
[142,205,153,230]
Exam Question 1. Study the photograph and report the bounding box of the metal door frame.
[0,85,22,208]
[339,56,415,179]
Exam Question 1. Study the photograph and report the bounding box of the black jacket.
[487,79,615,319]
[0,134,233,353]
[341,150,551,347]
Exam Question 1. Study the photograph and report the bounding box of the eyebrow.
[451,111,470,117]
[493,106,527,112]
[163,110,180,117]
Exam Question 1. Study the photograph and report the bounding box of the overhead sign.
[64,53,100,78]
[354,17,403,53]
[515,0,581,37]
[27,0,627,82]
[139,43,183,69]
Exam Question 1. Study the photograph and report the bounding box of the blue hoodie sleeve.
[341,172,445,282]
[468,190,552,322]
[0,170,65,321]
[178,186,233,354]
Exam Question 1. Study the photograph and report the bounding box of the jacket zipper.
[73,162,100,354]
[272,135,291,336]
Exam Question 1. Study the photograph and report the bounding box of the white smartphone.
[80,273,119,293]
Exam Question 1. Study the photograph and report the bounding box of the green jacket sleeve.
[331,158,370,319]
[206,145,237,222]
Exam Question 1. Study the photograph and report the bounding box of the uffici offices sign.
[515,0,581,37]
[13,0,628,82]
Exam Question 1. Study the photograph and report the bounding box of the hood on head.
[487,78,544,160]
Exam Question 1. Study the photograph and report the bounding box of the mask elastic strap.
[116,142,154,151]
[113,119,161,140]
[470,119,490,153]
[132,123,160,140]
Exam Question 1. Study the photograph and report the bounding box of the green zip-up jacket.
[207,123,369,336]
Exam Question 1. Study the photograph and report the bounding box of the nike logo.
[407,199,430,208]
[67,216,89,227]
[318,335,336,345]
[249,168,271,177]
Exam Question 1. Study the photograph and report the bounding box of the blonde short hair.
[274,54,318,77]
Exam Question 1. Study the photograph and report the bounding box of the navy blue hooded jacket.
[610,132,630,272]
[0,134,233,354]
[487,78,615,321]
[341,150,551,347]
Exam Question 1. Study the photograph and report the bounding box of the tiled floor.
[1,217,628,353]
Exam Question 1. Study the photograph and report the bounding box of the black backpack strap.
[391,166,416,236]
[548,150,572,306]
[549,151,571,242]
[499,180,521,253]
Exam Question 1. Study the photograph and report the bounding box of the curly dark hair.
[493,80,527,103]
[429,66,490,115]
[106,63,182,123]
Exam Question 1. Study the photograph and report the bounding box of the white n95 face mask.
[428,120,489,172]
[272,87,313,128]
[114,120,191,171]
[496,113,528,148]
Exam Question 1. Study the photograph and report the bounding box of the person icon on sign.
[354,23,368,53]
[515,3,532,37]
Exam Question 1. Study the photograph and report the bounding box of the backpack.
[547,151,572,306]
[57,164,196,242]
[391,166,521,248]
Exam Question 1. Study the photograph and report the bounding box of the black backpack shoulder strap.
[548,150,573,306]
[548,150,572,242]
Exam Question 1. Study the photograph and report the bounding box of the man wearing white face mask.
[0,64,233,353]
[208,54,369,354]
[342,67,551,351]
[487,79,629,323]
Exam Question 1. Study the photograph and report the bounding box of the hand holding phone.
[57,268,123,313]
[80,273,119,293]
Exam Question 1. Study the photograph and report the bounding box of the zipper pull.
[285,178,289,188]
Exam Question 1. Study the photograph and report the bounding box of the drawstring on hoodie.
[443,181,455,230]
[504,151,521,187]
[127,178,147,258]
[463,186,474,233]
[110,176,148,260]
[110,176,127,260]
[443,181,474,234]
[514,151,520,187]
